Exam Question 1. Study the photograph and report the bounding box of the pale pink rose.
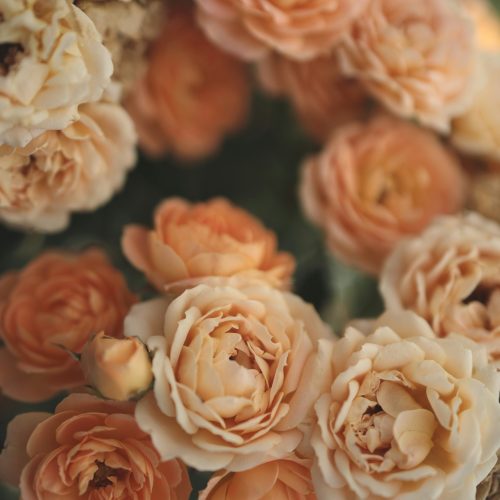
[311,310,500,500]
[338,0,478,132]
[0,394,191,499]
[0,101,137,233]
[0,0,113,147]
[381,212,500,363]
[125,7,249,160]
[195,0,369,61]
[200,455,316,499]
[0,249,137,402]
[124,282,333,471]
[299,116,466,274]
[258,53,371,141]
[122,197,295,291]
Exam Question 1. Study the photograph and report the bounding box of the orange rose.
[0,249,137,402]
[125,7,249,160]
[300,116,466,274]
[200,455,316,499]
[195,0,369,61]
[258,53,370,141]
[338,0,478,132]
[122,197,295,291]
[0,394,191,499]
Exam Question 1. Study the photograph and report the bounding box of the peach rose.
[258,53,371,141]
[0,101,136,233]
[0,0,113,147]
[0,249,137,402]
[299,116,466,274]
[381,212,500,363]
[81,332,153,401]
[452,53,500,161]
[460,0,500,51]
[195,0,369,61]
[0,394,191,499]
[124,7,249,160]
[338,0,478,132]
[310,310,500,499]
[200,455,316,499]
[124,282,333,471]
[122,197,295,291]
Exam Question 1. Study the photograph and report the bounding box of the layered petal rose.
[195,0,369,61]
[0,249,137,402]
[452,53,500,161]
[0,394,191,499]
[124,7,249,160]
[0,101,136,232]
[258,53,371,141]
[381,212,500,364]
[124,282,333,471]
[200,455,316,499]
[0,0,113,147]
[338,0,478,132]
[310,310,500,500]
[122,197,295,291]
[299,116,466,274]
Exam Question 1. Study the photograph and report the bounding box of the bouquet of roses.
[0,0,500,499]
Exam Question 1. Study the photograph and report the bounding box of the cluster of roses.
[0,197,499,500]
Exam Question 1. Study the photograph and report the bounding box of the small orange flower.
[125,7,250,160]
[0,249,137,402]
[0,394,191,500]
[122,197,295,291]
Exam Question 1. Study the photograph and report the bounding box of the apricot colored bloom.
[311,310,500,500]
[338,0,478,132]
[0,101,136,232]
[258,53,370,141]
[381,212,500,364]
[195,0,369,61]
[125,7,249,160]
[122,197,295,291]
[452,53,500,161]
[0,249,137,402]
[124,282,333,471]
[0,394,191,499]
[0,0,113,147]
[200,455,316,499]
[300,116,466,274]
[460,0,500,51]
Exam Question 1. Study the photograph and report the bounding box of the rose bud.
[81,332,153,401]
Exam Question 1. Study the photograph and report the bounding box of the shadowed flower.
[300,116,466,274]
[0,394,191,499]
[0,249,137,402]
[122,197,295,291]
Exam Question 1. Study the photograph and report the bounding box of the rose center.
[88,461,124,489]
[0,42,24,76]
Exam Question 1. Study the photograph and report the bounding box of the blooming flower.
[0,0,113,147]
[381,212,500,364]
[122,197,295,291]
[0,101,136,232]
[0,249,137,402]
[338,0,478,132]
[300,116,466,274]
[310,310,500,499]
[124,282,333,471]
[125,7,249,160]
[0,394,191,499]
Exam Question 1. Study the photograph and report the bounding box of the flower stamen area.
[0,42,24,76]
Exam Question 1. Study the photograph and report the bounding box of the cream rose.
[0,0,113,147]
[81,332,153,401]
[338,0,478,132]
[0,101,136,232]
[381,212,500,364]
[124,282,333,471]
[310,310,500,499]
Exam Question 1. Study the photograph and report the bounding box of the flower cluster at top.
[0,196,499,500]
